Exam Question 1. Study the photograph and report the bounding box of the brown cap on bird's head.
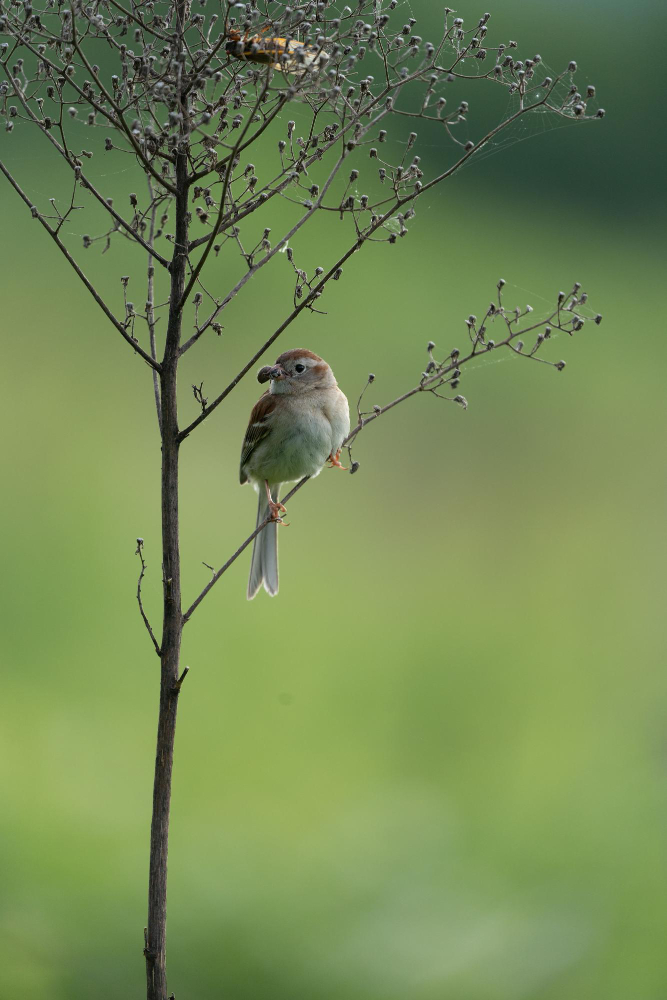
[274,348,323,366]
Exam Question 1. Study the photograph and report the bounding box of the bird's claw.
[327,449,347,470]
[267,499,288,525]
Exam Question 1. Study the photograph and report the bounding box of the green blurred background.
[1,1,666,997]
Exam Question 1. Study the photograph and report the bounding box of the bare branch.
[145,177,163,429]
[179,81,273,309]
[0,63,172,268]
[182,476,309,623]
[179,151,348,357]
[135,538,161,656]
[172,665,190,693]
[0,158,161,372]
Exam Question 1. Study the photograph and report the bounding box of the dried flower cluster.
[0,3,604,999]
[1,0,603,394]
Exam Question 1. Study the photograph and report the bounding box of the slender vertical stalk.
[145,136,189,1000]
[146,176,163,430]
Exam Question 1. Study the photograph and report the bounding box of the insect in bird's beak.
[257,364,288,383]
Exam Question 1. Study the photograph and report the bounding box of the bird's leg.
[265,480,287,521]
[327,449,347,470]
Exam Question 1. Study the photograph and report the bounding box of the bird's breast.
[249,398,335,484]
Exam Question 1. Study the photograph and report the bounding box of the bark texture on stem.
[145,140,188,1000]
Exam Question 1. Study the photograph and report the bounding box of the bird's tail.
[247,484,280,600]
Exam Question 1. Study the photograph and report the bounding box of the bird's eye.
[294,363,306,373]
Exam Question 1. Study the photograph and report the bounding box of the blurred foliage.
[1,1,666,998]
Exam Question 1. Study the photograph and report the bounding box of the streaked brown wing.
[239,391,276,484]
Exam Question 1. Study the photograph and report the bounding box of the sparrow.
[240,349,350,599]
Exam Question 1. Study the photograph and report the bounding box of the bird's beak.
[257,364,288,384]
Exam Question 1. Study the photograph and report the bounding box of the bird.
[240,349,350,600]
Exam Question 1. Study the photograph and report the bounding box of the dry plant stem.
[0,159,161,371]
[145,117,188,1000]
[146,178,163,429]
[181,476,309,622]
[0,61,171,268]
[136,540,161,656]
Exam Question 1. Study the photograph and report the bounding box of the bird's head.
[257,349,336,394]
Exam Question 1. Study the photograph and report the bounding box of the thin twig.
[0,159,161,372]
[179,151,348,357]
[136,539,161,656]
[172,666,189,693]
[182,477,309,623]
[179,83,272,309]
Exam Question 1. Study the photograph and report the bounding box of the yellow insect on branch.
[225,30,328,72]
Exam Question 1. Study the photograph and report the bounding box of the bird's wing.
[239,391,276,484]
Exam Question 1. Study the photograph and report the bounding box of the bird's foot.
[264,480,288,524]
[327,448,347,470]
[267,498,288,525]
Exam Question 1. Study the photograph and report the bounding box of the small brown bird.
[240,349,350,599]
